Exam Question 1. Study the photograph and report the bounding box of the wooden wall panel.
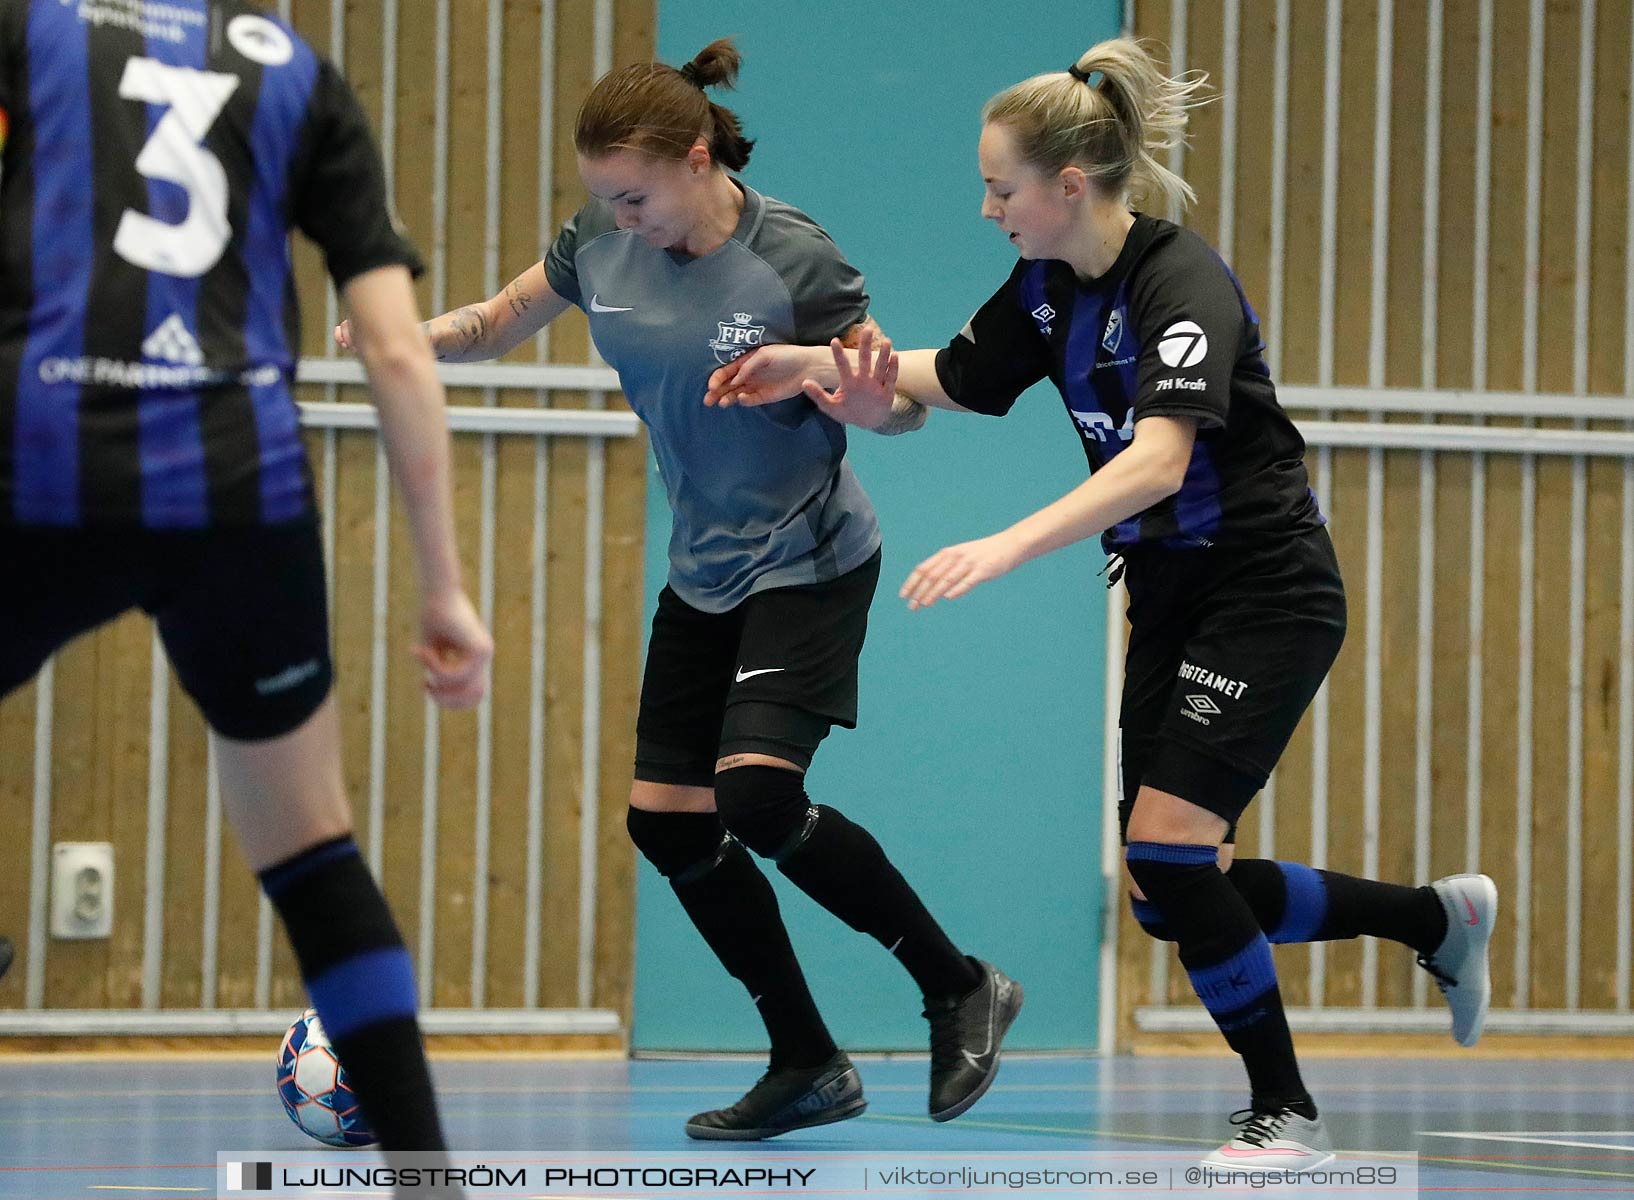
[481,0,549,1013]
[1584,451,1628,1009]
[1377,448,1424,1008]
[1229,3,1275,333]
[159,688,210,1010]
[0,0,652,1024]
[0,676,34,1009]
[1435,0,1480,392]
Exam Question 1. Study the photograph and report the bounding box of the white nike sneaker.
[1200,1106,1336,1173]
[1419,872,1498,1047]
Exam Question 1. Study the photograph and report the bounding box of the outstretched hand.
[900,532,1024,610]
[705,326,899,430]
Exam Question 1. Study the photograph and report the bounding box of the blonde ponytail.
[983,37,1209,214]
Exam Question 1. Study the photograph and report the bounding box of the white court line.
[1421,1131,1634,1154]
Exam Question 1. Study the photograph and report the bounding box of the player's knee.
[713,763,813,861]
[1124,841,1221,910]
[625,806,733,883]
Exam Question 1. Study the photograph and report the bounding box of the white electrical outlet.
[51,842,114,940]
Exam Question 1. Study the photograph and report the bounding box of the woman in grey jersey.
[706,35,1497,1174]
[339,38,1021,1141]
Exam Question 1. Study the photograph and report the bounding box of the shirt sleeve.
[1126,235,1241,432]
[782,222,869,344]
[542,205,585,307]
[932,259,1053,417]
[290,59,424,289]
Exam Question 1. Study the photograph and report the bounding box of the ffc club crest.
[709,312,767,364]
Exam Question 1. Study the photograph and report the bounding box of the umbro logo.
[1185,694,1221,716]
[141,314,202,367]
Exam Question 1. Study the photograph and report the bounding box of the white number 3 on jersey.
[113,58,241,279]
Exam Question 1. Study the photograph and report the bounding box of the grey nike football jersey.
[544,184,881,613]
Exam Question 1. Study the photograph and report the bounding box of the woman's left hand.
[900,532,1026,609]
[803,324,898,430]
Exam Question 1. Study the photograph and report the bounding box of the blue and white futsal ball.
[276,1009,376,1147]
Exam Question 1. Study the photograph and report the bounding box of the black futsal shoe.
[925,957,1023,1122]
[0,936,13,983]
[684,1051,866,1140]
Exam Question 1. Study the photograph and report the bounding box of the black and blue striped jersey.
[0,0,421,528]
[934,214,1323,552]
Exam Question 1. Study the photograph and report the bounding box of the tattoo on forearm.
[839,316,881,348]
[442,304,489,359]
[873,393,929,436]
[505,277,533,317]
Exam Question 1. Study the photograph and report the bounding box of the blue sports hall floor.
[1,1051,1631,1198]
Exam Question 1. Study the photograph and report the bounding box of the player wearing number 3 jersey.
[1,0,403,525]
[0,4,488,1194]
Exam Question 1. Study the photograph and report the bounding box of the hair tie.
[678,62,705,89]
[1067,63,1092,83]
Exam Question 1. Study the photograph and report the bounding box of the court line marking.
[1418,1131,1634,1144]
[1420,1152,1634,1182]
[14,1080,1634,1100]
[1421,1131,1634,1153]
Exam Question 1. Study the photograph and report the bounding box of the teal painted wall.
[633,1,1123,1052]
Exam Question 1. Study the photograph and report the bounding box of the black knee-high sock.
[1126,843,1312,1115]
[1227,859,1448,954]
[777,804,979,1000]
[627,808,836,1070]
[260,837,446,1152]
[713,767,977,1000]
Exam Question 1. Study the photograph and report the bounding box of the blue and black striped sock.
[1126,842,1313,1115]
[1228,859,1447,953]
[260,836,446,1152]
